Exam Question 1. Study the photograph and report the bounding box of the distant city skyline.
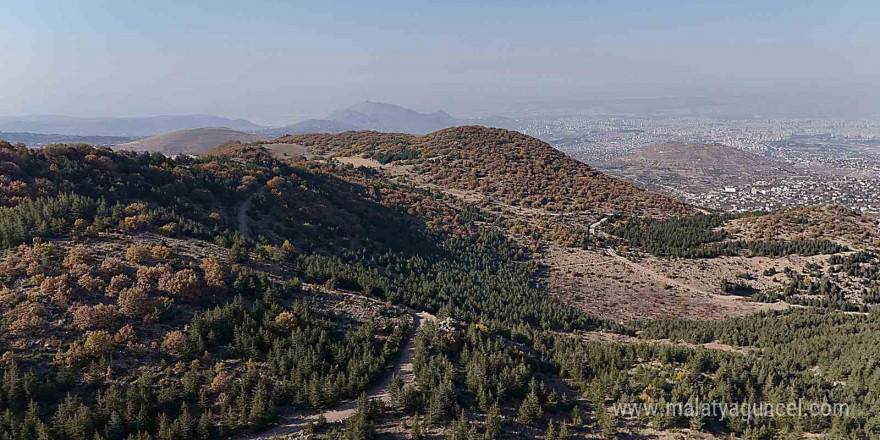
[3,1,880,125]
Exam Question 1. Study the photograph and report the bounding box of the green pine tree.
[158,413,174,440]
[345,393,375,440]
[447,410,468,440]
[105,411,124,440]
[197,410,213,440]
[558,423,571,440]
[176,405,195,440]
[571,406,582,426]
[545,421,558,440]
[388,374,405,409]
[516,390,544,427]
[484,403,502,439]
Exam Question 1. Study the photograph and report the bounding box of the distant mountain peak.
[326,101,462,134]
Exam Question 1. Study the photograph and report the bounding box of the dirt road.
[588,216,610,239]
[587,216,713,296]
[240,310,436,439]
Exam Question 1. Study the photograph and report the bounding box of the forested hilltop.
[279,127,695,217]
[1,128,880,440]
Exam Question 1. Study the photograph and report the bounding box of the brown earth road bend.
[239,311,436,440]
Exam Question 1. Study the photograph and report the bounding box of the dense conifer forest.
[606,215,846,259]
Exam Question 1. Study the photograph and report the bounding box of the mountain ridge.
[325,101,463,135]
[0,103,516,140]
[0,131,138,146]
[259,119,360,137]
[0,114,263,136]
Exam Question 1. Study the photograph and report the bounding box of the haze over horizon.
[4,1,880,125]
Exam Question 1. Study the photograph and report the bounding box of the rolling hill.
[278,126,695,217]
[115,127,263,154]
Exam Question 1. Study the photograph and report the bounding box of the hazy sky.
[3,0,879,125]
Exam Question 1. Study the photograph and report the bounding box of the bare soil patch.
[543,246,790,322]
[264,142,310,159]
[335,155,383,168]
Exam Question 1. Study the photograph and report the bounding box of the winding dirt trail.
[605,247,713,296]
[237,186,265,239]
[561,329,759,355]
[240,310,436,440]
[588,216,609,239]
[586,216,780,307]
[233,183,437,438]
[587,216,713,297]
